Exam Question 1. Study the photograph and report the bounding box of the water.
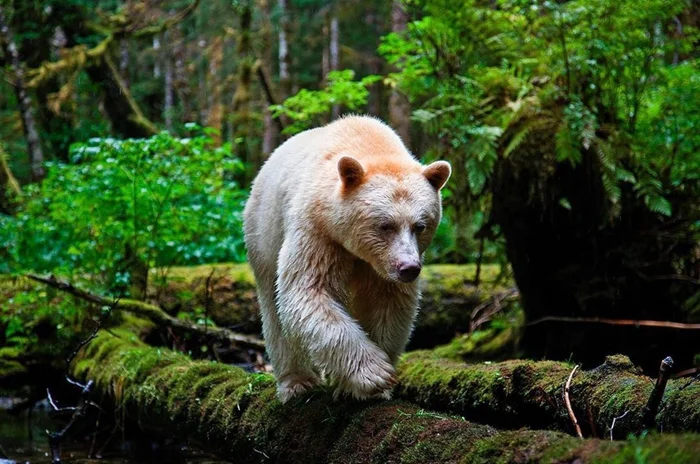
[0,401,227,464]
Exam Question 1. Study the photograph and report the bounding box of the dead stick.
[564,365,583,438]
[528,316,700,330]
[672,367,699,379]
[640,356,673,431]
[609,410,629,440]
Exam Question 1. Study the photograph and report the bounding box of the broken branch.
[25,273,265,351]
[528,316,700,330]
[564,364,583,438]
[640,356,674,431]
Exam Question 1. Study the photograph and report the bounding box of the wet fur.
[243,115,450,402]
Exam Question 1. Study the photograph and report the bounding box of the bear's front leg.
[358,282,420,366]
[276,239,397,401]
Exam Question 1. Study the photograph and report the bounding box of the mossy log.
[150,263,514,349]
[396,350,700,438]
[71,330,700,463]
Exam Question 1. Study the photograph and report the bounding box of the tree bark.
[153,36,161,79]
[85,54,158,139]
[232,1,254,178]
[163,30,174,132]
[120,39,130,86]
[0,7,46,182]
[329,13,340,119]
[70,330,700,463]
[277,0,292,99]
[206,36,224,143]
[491,120,700,373]
[0,146,21,215]
[259,0,278,156]
[388,0,412,150]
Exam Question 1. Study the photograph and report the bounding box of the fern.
[601,170,621,204]
[503,124,532,158]
[645,194,672,216]
[555,122,580,165]
[615,168,636,183]
[593,139,616,171]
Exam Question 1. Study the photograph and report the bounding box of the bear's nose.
[398,263,421,283]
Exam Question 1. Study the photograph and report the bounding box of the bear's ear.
[423,161,451,191]
[338,156,365,189]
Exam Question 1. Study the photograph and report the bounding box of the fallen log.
[72,330,700,463]
[150,263,514,348]
[395,350,700,438]
[25,273,265,351]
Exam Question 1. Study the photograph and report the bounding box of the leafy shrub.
[0,129,248,291]
[271,70,382,135]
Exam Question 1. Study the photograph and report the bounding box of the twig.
[528,316,700,330]
[469,288,519,333]
[47,380,95,463]
[677,373,700,391]
[672,367,699,379]
[25,273,265,351]
[640,356,673,431]
[563,365,583,438]
[609,410,629,440]
[44,292,119,463]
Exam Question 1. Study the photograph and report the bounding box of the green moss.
[149,263,513,348]
[396,351,700,437]
[432,325,520,362]
[67,323,700,463]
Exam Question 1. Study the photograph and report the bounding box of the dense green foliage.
[272,70,382,135]
[0,130,247,289]
[275,0,699,264]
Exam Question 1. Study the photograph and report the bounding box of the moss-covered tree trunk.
[396,349,700,438]
[149,263,515,349]
[491,125,700,373]
[72,330,700,464]
[0,146,21,215]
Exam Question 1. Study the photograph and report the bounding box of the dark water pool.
[0,402,228,464]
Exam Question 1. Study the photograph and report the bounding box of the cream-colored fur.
[243,115,451,402]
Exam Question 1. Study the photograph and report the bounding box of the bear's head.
[333,155,451,283]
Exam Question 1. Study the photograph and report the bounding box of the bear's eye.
[379,222,395,233]
[414,223,426,234]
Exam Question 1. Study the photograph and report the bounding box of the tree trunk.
[365,8,383,118]
[120,39,130,87]
[0,147,21,215]
[329,13,340,119]
[206,36,223,143]
[163,30,174,132]
[153,36,161,79]
[70,329,700,463]
[232,1,254,179]
[491,122,700,373]
[388,0,412,149]
[85,55,158,139]
[0,7,46,182]
[397,350,700,438]
[148,263,517,349]
[278,0,292,99]
[260,0,278,157]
